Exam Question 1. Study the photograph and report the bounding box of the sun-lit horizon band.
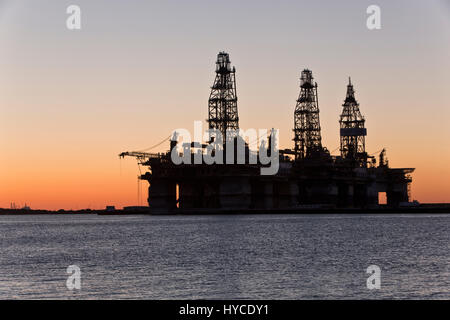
[0,0,449,210]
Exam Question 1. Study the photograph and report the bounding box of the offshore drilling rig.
[120,52,414,212]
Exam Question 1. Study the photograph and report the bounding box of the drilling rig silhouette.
[120,52,414,212]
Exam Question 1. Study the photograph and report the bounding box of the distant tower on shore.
[339,77,367,166]
[293,69,323,160]
[207,52,239,142]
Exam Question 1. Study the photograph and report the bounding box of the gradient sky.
[0,0,449,209]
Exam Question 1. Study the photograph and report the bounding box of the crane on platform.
[119,135,172,164]
[119,151,161,164]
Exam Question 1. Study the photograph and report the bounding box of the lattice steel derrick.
[293,69,322,160]
[339,77,367,166]
[207,52,239,142]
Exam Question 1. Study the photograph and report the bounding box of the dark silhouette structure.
[340,78,367,166]
[293,69,322,160]
[207,52,239,141]
[120,52,414,212]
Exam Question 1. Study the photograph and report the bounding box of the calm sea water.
[0,214,448,299]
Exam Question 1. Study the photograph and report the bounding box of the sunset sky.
[0,0,449,209]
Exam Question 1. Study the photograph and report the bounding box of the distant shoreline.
[1,204,450,215]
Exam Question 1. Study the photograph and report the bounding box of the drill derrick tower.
[339,77,367,166]
[207,52,239,143]
[293,69,323,160]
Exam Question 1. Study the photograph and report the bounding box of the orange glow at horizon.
[1,118,449,210]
